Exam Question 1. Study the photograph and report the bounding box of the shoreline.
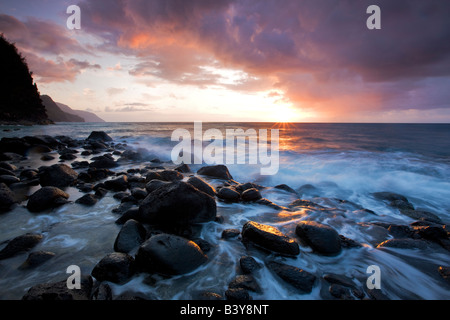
[0,130,449,300]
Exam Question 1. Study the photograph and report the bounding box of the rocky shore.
[0,131,449,300]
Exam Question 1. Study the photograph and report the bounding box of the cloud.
[106,87,126,96]
[104,103,155,112]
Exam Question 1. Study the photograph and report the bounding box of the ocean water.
[0,122,449,300]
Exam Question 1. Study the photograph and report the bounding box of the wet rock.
[274,184,297,194]
[89,155,118,169]
[91,282,113,300]
[228,275,262,293]
[193,291,223,300]
[75,194,98,206]
[138,181,216,225]
[115,207,140,225]
[174,163,191,173]
[241,188,262,202]
[376,238,429,250]
[145,171,163,182]
[71,161,89,169]
[323,273,364,299]
[241,221,300,256]
[197,165,233,180]
[256,198,288,211]
[22,275,93,300]
[91,252,136,284]
[39,164,78,188]
[0,233,43,260]
[0,175,20,185]
[0,182,16,212]
[412,224,448,241]
[339,235,362,249]
[235,182,262,193]
[372,192,409,202]
[221,229,241,240]
[217,187,240,203]
[23,135,60,149]
[135,233,208,275]
[104,175,128,191]
[59,153,77,161]
[225,288,251,300]
[40,154,55,161]
[266,260,316,293]
[186,176,216,197]
[400,209,442,224]
[19,251,55,269]
[145,179,170,194]
[158,169,184,181]
[240,256,261,274]
[114,219,147,253]
[438,266,450,285]
[27,186,69,213]
[131,187,147,200]
[0,137,30,155]
[329,284,354,300]
[289,199,325,209]
[0,162,17,171]
[295,221,342,255]
[95,187,108,198]
[86,131,113,142]
[387,224,414,238]
[390,199,414,211]
[0,167,15,176]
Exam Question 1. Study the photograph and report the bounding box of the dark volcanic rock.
[135,233,208,275]
[400,209,442,224]
[114,219,147,253]
[241,221,300,256]
[197,165,233,180]
[75,194,98,206]
[138,181,216,225]
[0,233,43,260]
[22,275,93,300]
[158,169,183,181]
[217,187,240,203]
[145,179,170,193]
[228,275,262,293]
[225,288,251,300]
[372,192,409,202]
[86,131,113,142]
[241,188,262,202]
[39,164,78,188]
[89,155,118,169]
[0,182,16,212]
[19,250,55,269]
[266,260,316,293]
[239,256,261,274]
[104,175,128,191]
[221,229,241,239]
[376,238,429,250]
[295,221,342,255]
[186,176,216,197]
[91,252,136,284]
[27,186,69,213]
[274,184,297,194]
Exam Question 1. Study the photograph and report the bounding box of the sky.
[1,0,450,123]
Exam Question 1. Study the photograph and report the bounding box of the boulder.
[225,288,251,300]
[228,275,262,293]
[0,182,16,212]
[89,155,118,169]
[75,194,98,206]
[0,233,43,260]
[376,238,429,250]
[91,252,136,284]
[295,221,342,255]
[372,192,409,202]
[138,181,216,225]
[86,131,113,142]
[22,275,93,300]
[400,209,442,224]
[158,170,184,181]
[0,137,30,155]
[241,188,262,202]
[186,176,216,197]
[274,184,297,194]
[266,260,316,293]
[221,229,241,239]
[239,256,261,274]
[145,179,170,193]
[217,187,240,203]
[104,175,128,191]
[114,219,147,253]
[197,165,233,180]
[135,233,208,275]
[0,175,20,185]
[241,221,300,256]
[27,186,69,213]
[39,164,78,188]
[19,251,55,269]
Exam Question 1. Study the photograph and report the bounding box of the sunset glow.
[0,0,449,122]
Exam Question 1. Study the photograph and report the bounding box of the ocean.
[0,122,449,300]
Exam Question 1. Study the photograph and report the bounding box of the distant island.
[0,34,104,125]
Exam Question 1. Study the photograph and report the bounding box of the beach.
[0,122,449,300]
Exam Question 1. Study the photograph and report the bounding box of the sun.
[271,104,299,124]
